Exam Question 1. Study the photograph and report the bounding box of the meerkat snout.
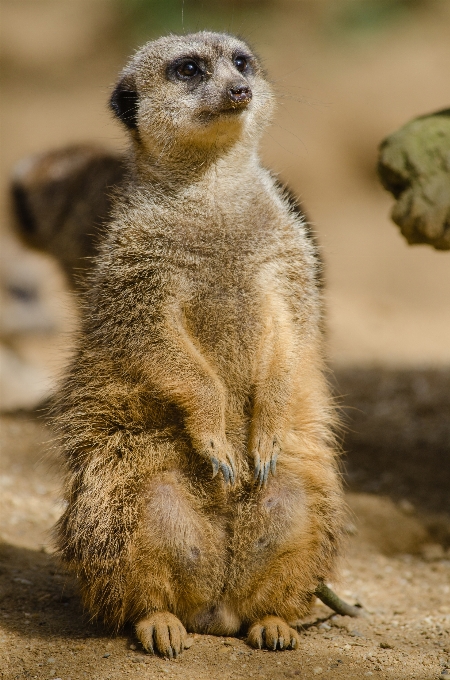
[227,84,252,106]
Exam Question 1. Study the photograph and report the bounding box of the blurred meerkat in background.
[53,31,344,657]
[10,145,126,289]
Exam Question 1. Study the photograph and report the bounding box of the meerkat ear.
[110,77,139,130]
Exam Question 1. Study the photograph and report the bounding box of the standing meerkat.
[55,31,344,656]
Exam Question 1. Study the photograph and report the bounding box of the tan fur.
[54,31,344,656]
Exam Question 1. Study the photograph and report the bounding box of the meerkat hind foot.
[247,616,298,651]
[136,612,187,658]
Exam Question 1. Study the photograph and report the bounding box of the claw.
[264,461,270,485]
[253,453,261,481]
[227,454,236,484]
[279,636,284,649]
[258,460,270,487]
[270,452,278,476]
[258,466,265,488]
[144,626,155,654]
[211,457,219,477]
[221,462,230,485]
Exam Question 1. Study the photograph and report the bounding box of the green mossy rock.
[378,109,450,250]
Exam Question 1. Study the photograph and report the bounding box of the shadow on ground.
[335,366,450,527]
[0,542,105,641]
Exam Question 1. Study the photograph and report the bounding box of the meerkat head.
[110,32,274,162]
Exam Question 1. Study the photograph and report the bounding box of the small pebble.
[313,667,323,675]
[379,641,393,649]
[129,644,137,650]
[46,658,55,664]
[184,637,194,649]
[102,652,110,658]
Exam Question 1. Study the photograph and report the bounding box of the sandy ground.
[1,2,450,679]
[0,413,449,680]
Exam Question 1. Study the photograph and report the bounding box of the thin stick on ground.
[314,581,363,618]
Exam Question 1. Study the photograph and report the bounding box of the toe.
[168,623,185,657]
[287,626,299,650]
[247,617,298,652]
[263,621,280,650]
[247,623,264,649]
[135,621,155,654]
[136,613,186,658]
[276,621,292,649]
[154,624,172,658]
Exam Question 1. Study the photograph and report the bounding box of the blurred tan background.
[1,0,450,405]
[0,1,449,510]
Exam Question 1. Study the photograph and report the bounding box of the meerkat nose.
[228,85,252,105]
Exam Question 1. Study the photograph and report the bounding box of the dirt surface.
[1,413,449,680]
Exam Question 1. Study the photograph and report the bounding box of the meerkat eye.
[234,55,248,73]
[176,60,200,79]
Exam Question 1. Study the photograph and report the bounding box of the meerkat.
[54,31,344,657]
[10,145,126,288]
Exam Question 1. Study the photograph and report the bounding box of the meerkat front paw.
[251,431,280,487]
[195,435,236,485]
[136,612,187,658]
[247,615,298,650]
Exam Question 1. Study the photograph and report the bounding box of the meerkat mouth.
[198,105,248,124]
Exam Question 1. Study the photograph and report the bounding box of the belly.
[187,288,260,395]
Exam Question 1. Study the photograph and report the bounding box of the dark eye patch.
[176,60,200,79]
[232,52,254,75]
[167,55,205,82]
[234,54,248,73]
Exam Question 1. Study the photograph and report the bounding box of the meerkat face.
[110,32,274,155]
